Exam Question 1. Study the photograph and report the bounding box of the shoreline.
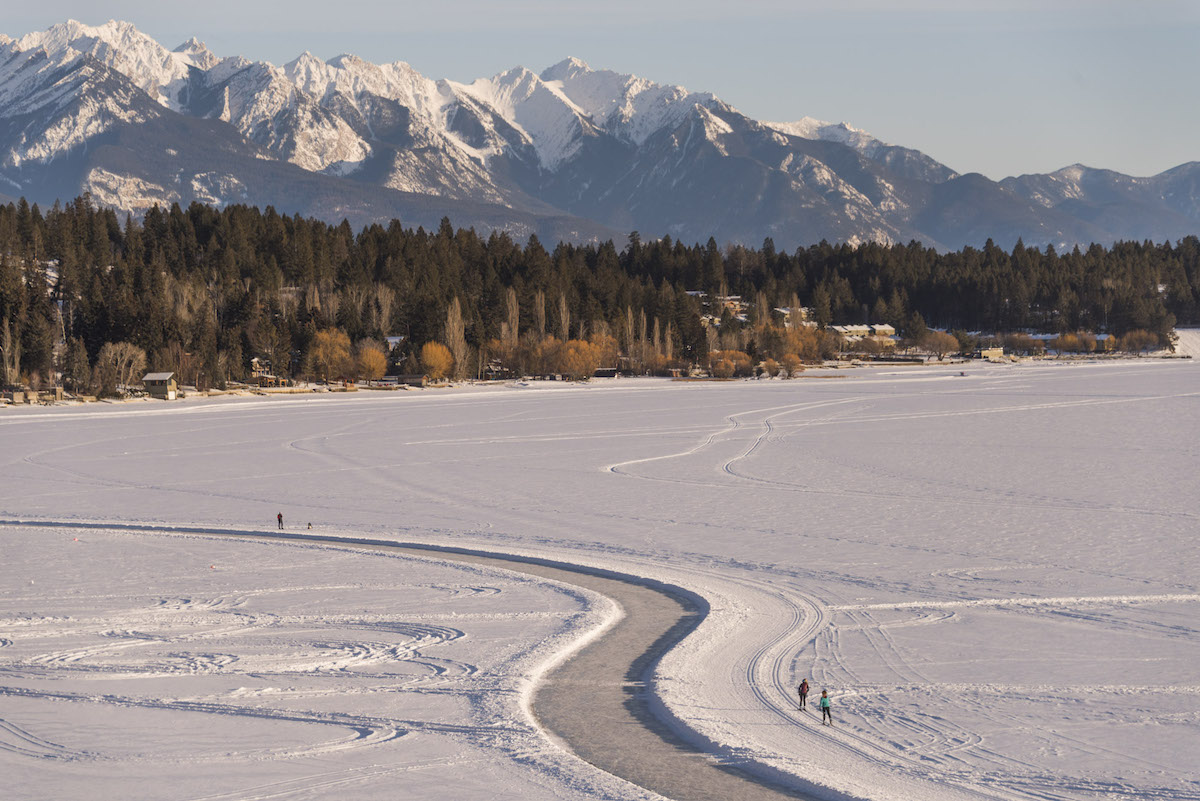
[2,352,1193,414]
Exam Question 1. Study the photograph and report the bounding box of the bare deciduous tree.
[557,292,570,342]
[534,289,546,336]
[373,285,396,336]
[96,342,146,396]
[445,297,468,380]
[0,317,20,388]
[342,285,370,326]
[921,331,960,360]
[505,287,519,348]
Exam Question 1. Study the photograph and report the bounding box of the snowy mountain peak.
[14,19,202,109]
[10,19,1178,249]
[284,50,328,84]
[537,59,721,146]
[494,65,536,84]
[1054,164,1091,180]
[767,117,875,148]
[460,65,592,169]
[327,53,365,70]
[541,57,591,81]
[286,50,320,67]
[172,36,218,69]
[22,19,132,48]
[18,19,166,65]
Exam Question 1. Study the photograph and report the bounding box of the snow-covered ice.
[2,360,1198,800]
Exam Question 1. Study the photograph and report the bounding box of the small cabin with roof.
[979,346,1005,361]
[142,372,178,400]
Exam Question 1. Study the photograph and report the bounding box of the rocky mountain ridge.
[0,19,1196,250]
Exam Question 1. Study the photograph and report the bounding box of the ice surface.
[2,360,1198,800]
[1,528,625,800]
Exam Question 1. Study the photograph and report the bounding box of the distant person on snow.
[798,679,809,710]
[277,512,283,530]
[820,690,832,725]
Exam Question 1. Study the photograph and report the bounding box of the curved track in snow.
[1,520,815,801]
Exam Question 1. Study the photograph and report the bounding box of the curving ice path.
[3,521,814,800]
[4,363,1199,800]
[11,520,1009,801]
[350,540,816,801]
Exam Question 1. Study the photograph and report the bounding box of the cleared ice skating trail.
[3,521,810,801]
[377,543,814,801]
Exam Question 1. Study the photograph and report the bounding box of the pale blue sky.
[7,1,1197,179]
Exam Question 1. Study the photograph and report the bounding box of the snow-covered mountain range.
[1,19,1197,249]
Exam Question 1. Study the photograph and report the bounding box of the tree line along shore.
[0,196,1194,395]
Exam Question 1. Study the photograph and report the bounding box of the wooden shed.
[142,372,178,400]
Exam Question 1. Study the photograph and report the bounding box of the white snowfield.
[2,360,1198,801]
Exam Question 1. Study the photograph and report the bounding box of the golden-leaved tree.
[309,328,352,382]
[558,339,601,380]
[709,350,753,376]
[356,340,387,381]
[421,342,454,381]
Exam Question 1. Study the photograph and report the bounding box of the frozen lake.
[2,360,1198,800]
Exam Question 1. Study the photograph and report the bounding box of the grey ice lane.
[375,543,816,801]
[5,521,816,800]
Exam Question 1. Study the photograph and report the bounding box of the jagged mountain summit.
[0,19,1196,249]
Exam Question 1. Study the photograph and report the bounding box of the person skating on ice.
[277,512,283,530]
[819,690,832,725]
[798,678,809,710]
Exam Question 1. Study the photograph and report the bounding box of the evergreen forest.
[0,196,1196,393]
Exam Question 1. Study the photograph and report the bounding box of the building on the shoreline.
[142,372,178,400]
[832,324,871,340]
[248,358,286,387]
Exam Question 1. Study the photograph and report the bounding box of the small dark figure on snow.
[798,679,809,710]
[277,512,283,530]
[819,690,832,725]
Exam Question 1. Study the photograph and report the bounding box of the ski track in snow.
[0,716,92,761]
[607,383,1200,524]
[0,534,573,787]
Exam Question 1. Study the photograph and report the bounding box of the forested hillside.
[0,197,1195,392]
